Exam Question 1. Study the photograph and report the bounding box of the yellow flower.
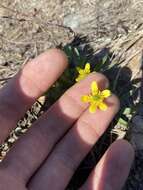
[75,63,91,82]
[81,81,111,113]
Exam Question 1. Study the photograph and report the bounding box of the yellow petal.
[81,95,90,103]
[85,63,90,73]
[89,103,97,113]
[99,102,108,111]
[75,77,79,82]
[76,74,85,82]
[79,70,85,75]
[76,67,84,75]
[91,81,98,96]
[101,90,111,98]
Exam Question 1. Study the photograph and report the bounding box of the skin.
[0,49,134,190]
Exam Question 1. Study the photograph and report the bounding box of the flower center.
[93,95,101,101]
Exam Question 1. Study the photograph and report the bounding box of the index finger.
[0,49,68,143]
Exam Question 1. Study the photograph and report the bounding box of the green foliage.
[117,107,132,130]
[63,45,89,68]
[93,53,109,72]
[46,45,113,104]
[45,45,135,133]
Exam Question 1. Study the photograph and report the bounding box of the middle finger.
[1,73,108,184]
[29,95,119,190]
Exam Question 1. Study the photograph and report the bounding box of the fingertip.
[44,48,68,68]
[106,94,120,114]
[87,72,109,90]
[91,140,134,190]
[111,139,135,162]
[76,72,109,94]
[18,48,68,98]
[80,141,134,190]
[31,48,68,72]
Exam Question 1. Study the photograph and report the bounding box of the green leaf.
[123,108,131,115]
[102,54,108,65]
[118,118,128,126]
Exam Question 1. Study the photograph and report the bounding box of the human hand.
[0,49,134,190]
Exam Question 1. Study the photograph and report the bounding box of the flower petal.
[79,70,85,75]
[75,77,80,82]
[81,95,90,103]
[76,74,85,82]
[89,103,97,113]
[99,102,108,111]
[91,81,98,96]
[101,90,111,98]
[76,67,84,75]
[85,63,90,73]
